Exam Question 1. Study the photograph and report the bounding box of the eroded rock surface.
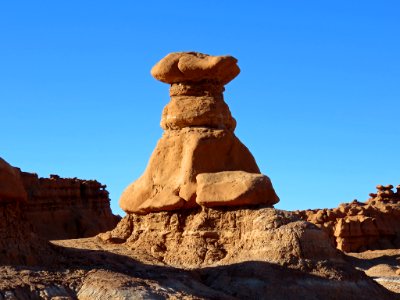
[101,207,341,268]
[151,52,240,85]
[196,171,279,207]
[295,184,400,252]
[0,157,27,202]
[95,207,394,299]
[0,158,54,265]
[20,172,120,240]
[120,52,279,214]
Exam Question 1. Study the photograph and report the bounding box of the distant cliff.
[20,171,120,240]
[295,184,400,252]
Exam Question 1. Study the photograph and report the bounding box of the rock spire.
[120,52,279,214]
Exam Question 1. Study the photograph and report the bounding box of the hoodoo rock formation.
[295,184,400,252]
[95,52,396,299]
[20,172,120,240]
[0,55,397,298]
[120,52,279,214]
[0,158,53,265]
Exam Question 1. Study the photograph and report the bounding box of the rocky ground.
[347,249,400,294]
[1,207,399,299]
[1,237,399,299]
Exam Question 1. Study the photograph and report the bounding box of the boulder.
[196,171,279,207]
[151,52,240,85]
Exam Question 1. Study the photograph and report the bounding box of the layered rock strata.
[20,172,120,240]
[120,52,279,214]
[295,184,400,252]
[0,158,54,265]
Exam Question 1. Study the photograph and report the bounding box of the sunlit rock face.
[20,172,120,240]
[120,52,279,214]
[295,184,400,252]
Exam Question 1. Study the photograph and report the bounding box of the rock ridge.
[20,171,120,240]
[295,184,400,252]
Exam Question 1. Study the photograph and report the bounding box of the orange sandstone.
[120,52,279,214]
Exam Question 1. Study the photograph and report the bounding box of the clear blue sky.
[1,1,399,216]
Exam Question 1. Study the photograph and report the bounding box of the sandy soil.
[347,249,400,294]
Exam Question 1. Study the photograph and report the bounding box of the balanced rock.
[196,171,278,207]
[151,52,240,85]
[120,52,279,214]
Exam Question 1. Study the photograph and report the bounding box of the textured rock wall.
[0,202,55,265]
[295,185,400,252]
[100,207,342,268]
[20,172,120,240]
[95,207,397,299]
[0,158,54,265]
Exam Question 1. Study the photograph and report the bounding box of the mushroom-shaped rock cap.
[151,52,240,85]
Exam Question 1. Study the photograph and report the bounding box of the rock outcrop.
[295,184,400,252]
[98,207,393,299]
[20,172,120,240]
[104,52,395,298]
[0,158,54,265]
[0,158,27,203]
[120,52,279,214]
[101,207,341,268]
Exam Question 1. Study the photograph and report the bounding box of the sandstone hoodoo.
[120,52,279,214]
[1,56,396,298]
[99,53,395,298]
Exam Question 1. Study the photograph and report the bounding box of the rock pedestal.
[120,52,279,214]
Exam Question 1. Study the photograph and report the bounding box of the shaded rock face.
[96,207,394,299]
[120,52,279,214]
[0,157,27,203]
[295,184,400,252]
[101,207,342,268]
[20,172,120,240]
[0,158,54,265]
